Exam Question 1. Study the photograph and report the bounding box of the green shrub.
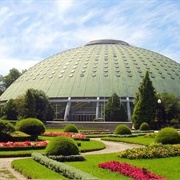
[63,124,78,133]
[32,152,98,179]
[155,127,180,144]
[0,119,15,134]
[45,136,79,156]
[140,122,149,131]
[15,118,45,136]
[114,125,131,135]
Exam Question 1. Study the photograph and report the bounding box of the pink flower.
[99,161,167,180]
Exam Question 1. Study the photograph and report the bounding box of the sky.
[0,0,180,75]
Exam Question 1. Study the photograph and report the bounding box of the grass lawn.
[66,153,180,179]
[12,158,67,179]
[101,136,155,145]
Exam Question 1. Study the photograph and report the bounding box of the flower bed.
[43,132,87,140]
[0,141,48,148]
[99,161,167,180]
[118,144,180,159]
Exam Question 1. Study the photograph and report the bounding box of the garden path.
[0,138,143,179]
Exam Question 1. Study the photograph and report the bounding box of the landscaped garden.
[0,118,180,179]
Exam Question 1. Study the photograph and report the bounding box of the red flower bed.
[99,161,167,180]
[43,132,86,139]
[0,141,48,147]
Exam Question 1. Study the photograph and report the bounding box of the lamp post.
[157,99,162,129]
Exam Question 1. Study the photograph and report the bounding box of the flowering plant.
[99,161,167,180]
[118,144,180,159]
[43,132,87,140]
[0,141,48,148]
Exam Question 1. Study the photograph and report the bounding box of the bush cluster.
[155,127,180,144]
[45,136,79,156]
[118,144,180,159]
[15,118,45,136]
[63,124,79,133]
[114,125,131,135]
[32,152,98,179]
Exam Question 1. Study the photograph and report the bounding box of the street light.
[157,99,162,129]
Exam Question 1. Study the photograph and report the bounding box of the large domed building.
[1,39,180,121]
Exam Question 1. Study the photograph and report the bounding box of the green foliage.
[12,158,65,180]
[155,127,180,144]
[139,122,149,131]
[48,155,85,162]
[63,124,79,133]
[32,152,98,179]
[2,68,21,89]
[118,144,180,159]
[170,118,180,128]
[24,89,37,118]
[157,92,180,121]
[105,93,128,121]
[0,119,15,134]
[23,89,54,122]
[0,119,15,141]
[114,124,131,135]
[1,99,18,120]
[132,71,157,128]
[45,136,79,156]
[15,118,45,136]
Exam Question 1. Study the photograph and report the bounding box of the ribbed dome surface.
[1,39,180,101]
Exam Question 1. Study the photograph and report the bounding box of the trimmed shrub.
[0,119,15,134]
[155,127,180,144]
[15,118,45,136]
[114,124,131,135]
[45,136,79,156]
[63,124,78,133]
[140,122,149,131]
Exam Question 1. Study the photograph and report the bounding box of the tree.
[3,68,22,89]
[157,92,180,121]
[105,93,128,121]
[1,99,18,120]
[132,71,157,129]
[24,89,37,118]
[23,89,54,122]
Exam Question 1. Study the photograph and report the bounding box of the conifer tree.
[132,71,157,129]
[105,93,128,121]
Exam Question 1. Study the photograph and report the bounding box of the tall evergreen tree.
[24,89,37,118]
[105,93,128,121]
[132,71,157,129]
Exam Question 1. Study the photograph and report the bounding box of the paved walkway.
[0,138,143,179]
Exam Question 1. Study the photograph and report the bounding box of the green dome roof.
[1,39,180,101]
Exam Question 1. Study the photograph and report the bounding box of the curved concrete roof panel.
[1,39,180,101]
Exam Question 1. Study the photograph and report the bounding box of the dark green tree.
[3,68,21,89]
[105,93,128,121]
[132,71,157,129]
[157,92,180,121]
[1,99,18,120]
[24,89,37,118]
[23,89,54,122]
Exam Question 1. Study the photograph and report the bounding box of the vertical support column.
[126,97,131,121]
[96,97,99,119]
[64,97,71,121]
[55,103,57,119]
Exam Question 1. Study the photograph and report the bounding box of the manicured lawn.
[101,136,155,145]
[12,158,67,179]
[66,153,180,179]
